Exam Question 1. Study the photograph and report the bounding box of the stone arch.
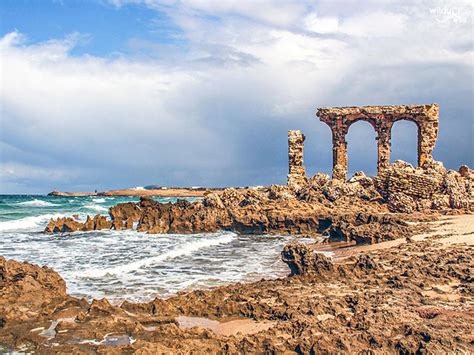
[390,118,420,165]
[390,112,438,167]
[345,115,378,131]
[346,119,378,176]
[316,104,439,180]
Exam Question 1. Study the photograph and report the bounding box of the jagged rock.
[458,165,471,178]
[43,161,471,237]
[354,254,377,270]
[202,193,225,209]
[83,214,111,231]
[309,173,331,187]
[110,202,142,230]
[326,213,410,244]
[45,217,84,233]
[268,185,294,200]
[45,215,112,233]
[220,188,245,207]
[444,170,470,209]
[239,189,269,206]
[281,243,334,276]
[0,256,68,323]
[379,160,471,213]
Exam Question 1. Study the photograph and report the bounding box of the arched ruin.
[316,104,439,180]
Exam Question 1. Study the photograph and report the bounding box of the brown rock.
[0,256,68,323]
[281,242,335,276]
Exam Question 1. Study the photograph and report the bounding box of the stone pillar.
[331,128,347,180]
[287,130,307,189]
[376,122,392,175]
[418,122,438,167]
[418,103,439,167]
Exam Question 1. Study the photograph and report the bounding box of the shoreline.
[1,214,472,352]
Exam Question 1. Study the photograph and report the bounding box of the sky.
[0,0,472,194]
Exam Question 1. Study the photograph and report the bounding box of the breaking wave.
[83,204,108,213]
[0,213,64,232]
[78,233,236,278]
[16,199,59,207]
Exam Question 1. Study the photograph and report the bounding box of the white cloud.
[339,11,407,37]
[304,13,339,34]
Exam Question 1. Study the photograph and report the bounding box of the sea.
[0,195,291,303]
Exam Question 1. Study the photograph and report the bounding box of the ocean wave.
[16,199,59,207]
[77,233,236,278]
[83,204,108,212]
[92,198,106,203]
[0,213,64,232]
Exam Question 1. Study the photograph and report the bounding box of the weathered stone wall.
[374,160,472,213]
[383,170,442,199]
[316,104,439,180]
[287,130,307,190]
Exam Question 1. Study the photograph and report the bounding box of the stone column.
[418,121,438,167]
[331,128,348,180]
[376,122,392,175]
[287,130,307,189]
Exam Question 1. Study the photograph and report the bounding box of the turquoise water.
[0,195,191,228]
[0,195,289,302]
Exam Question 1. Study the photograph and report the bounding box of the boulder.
[0,256,68,323]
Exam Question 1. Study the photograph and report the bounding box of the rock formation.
[44,157,472,243]
[0,257,69,324]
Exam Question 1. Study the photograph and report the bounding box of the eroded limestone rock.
[0,257,68,323]
[281,243,334,276]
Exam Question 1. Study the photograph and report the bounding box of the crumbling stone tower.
[316,104,439,180]
[287,130,307,189]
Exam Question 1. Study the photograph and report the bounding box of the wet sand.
[176,316,276,336]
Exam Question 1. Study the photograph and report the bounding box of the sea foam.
[16,199,59,207]
[0,213,64,232]
[77,232,236,278]
[83,204,108,212]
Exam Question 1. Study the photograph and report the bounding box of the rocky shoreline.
[1,215,472,353]
[45,160,472,245]
[1,159,472,352]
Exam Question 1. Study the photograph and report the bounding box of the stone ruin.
[318,104,439,180]
[287,130,307,189]
[288,103,473,212]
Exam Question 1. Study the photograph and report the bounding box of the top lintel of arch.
[316,103,439,125]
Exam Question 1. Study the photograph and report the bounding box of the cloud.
[0,1,472,193]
